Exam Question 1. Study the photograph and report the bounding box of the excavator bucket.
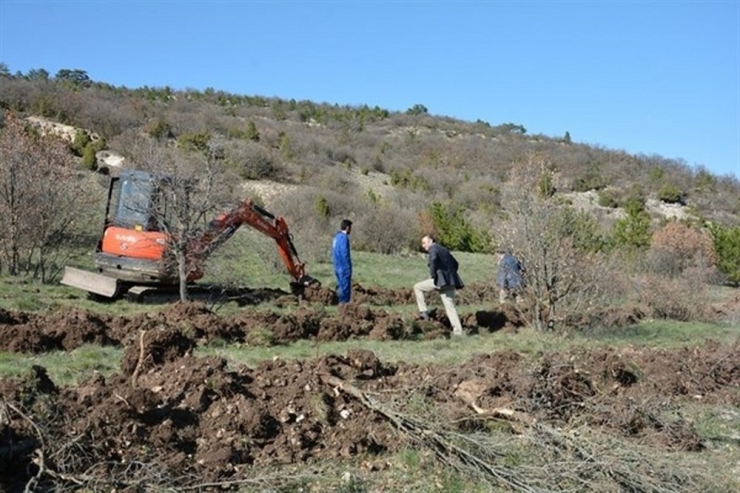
[60,266,121,299]
[289,274,320,295]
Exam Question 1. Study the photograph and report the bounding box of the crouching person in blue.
[496,248,524,304]
[332,219,353,304]
[414,235,465,336]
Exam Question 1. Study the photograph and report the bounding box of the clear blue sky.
[1,0,738,178]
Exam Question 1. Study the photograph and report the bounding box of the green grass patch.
[0,344,121,386]
[198,320,740,370]
[0,247,497,316]
[204,230,496,291]
[684,402,740,446]
[587,320,740,349]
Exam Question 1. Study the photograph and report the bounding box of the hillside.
[1,71,739,255]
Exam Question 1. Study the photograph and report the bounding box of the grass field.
[1,247,738,381]
[1,247,739,492]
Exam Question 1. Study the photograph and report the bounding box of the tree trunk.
[177,254,189,302]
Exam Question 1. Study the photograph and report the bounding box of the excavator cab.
[61,169,317,299]
[107,170,162,231]
[92,170,177,285]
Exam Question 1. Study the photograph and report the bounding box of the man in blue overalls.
[332,219,353,304]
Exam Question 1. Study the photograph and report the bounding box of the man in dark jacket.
[414,235,465,335]
[332,219,353,303]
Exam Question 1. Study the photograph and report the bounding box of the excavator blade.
[60,266,121,298]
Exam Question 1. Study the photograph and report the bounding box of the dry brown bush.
[304,167,362,200]
[224,140,282,180]
[74,88,141,139]
[453,177,502,212]
[352,203,419,254]
[269,187,338,263]
[648,222,716,280]
[631,273,714,322]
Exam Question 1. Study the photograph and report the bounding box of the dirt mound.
[2,332,738,490]
[0,284,522,354]
[2,284,737,488]
[0,307,115,353]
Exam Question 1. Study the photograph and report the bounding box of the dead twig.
[130,329,147,386]
[3,401,46,493]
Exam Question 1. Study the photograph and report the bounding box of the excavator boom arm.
[191,199,315,287]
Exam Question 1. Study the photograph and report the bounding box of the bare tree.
[497,154,625,330]
[0,112,94,281]
[128,136,236,300]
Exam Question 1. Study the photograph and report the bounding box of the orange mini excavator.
[61,169,317,299]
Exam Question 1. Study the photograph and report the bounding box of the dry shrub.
[0,112,94,281]
[352,203,418,254]
[77,89,141,139]
[224,140,282,180]
[258,126,282,150]
[453,177,502,212]
[294,137,334,169]
[648,222,716,280]
[269,187,337,264]
[555,251,630,319]
[632,274,714,322]
[305,166,361,194]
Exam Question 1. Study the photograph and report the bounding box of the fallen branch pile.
[322,374,711,492]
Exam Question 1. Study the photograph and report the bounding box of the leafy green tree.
[82,144,97,170]
[278,131,294,160]
[406,104,428,115]
[55,68,91,87]
[147,118,172,140]
[177,132,211,154]
[559,207,607,253]
[315,195,330,218]
[694,168,715,192]
[26,68,49,80]
[657,183,683,204]
[597,189,619,208]
[707,222,740,285]
[0,62,9,77]
[70,130,91,156]
[537,169,555,198]
[496,123,527,134]
[611,197,651,249]
[648,167,664,184]
[245,121,260,142]
[424,201,490,253]
[573,164,607,192]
